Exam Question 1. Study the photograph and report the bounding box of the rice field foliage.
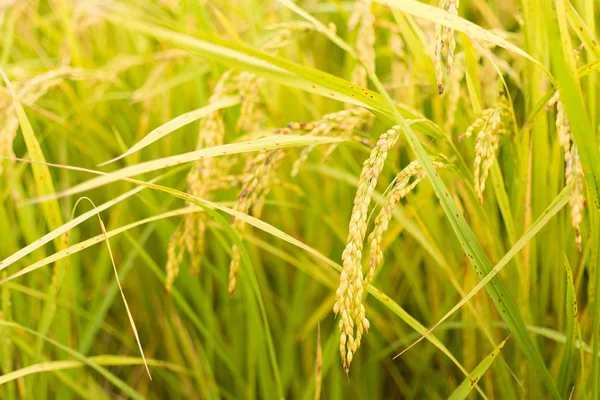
[0,0,599,398]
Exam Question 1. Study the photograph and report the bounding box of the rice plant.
[0,0,599,398]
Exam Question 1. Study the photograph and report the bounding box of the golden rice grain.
[229,147,286,294]
[459,93,507,204]
[366,159,444,284]
[262,22,314,52]
[290,108,373,176]
[165,228,185,294]
[434,0,459,95]
[547,91,586,252]
[334,125,401,375]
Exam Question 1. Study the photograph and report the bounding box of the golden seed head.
[548,93,586,252]
[228,148,286,293]
[289,108,373,176]
[434,0,459,95]
[367,159,444,284]
[566,145,585,252]
[334,125,401,374]
[262,21,314,52]
[462,99,507,204]
[165,229,185,294]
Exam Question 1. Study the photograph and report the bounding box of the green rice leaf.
[447,337,509,400]
[0,355,192,385]
[0,321,144,400]
[557,254,578,397]
[28,135,344,202]
[99,96,240,166]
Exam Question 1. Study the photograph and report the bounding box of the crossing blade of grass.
[0,321,144,400]
[71,197,151,380]
[99,96,240,166]
[447,337,509,400]
[393,187,569,357]
[0,355,192,386]
[0,208,202,284]
[0,178,149,272]
[26,135,344,202]
[557,254,578,397]
[1,205,242,382]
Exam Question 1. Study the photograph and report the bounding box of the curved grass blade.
[448,337,509,400]
[0,180,147,272]
[72,197,151,379]
[394,187,569,357]
[0,207,202,284]
[99,96,240,166]
[0,321,144,400]
[122,231,244,384]
[0,355,192,386]
[28,135,343,203]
